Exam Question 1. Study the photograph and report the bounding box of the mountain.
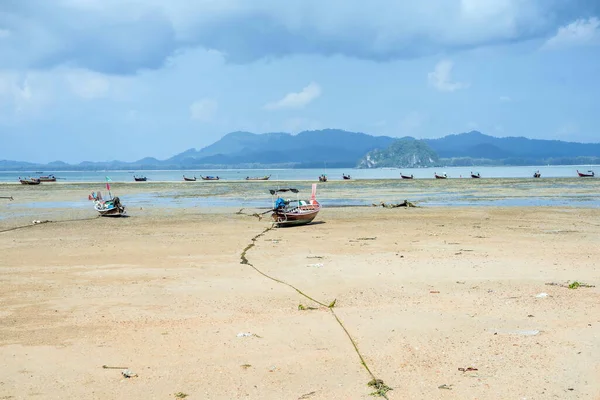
[1,130,599,170]
[168,129,396,167]
[425,131,600,160]
[358,138,439,168]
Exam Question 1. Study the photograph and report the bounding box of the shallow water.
[3,177,599,219]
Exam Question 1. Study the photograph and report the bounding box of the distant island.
[2,129,600,171]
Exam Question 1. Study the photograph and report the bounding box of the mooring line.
[240,224,391,398]
[0,216,101,234]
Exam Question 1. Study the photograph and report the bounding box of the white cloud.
[542,17,600,50]
[427,60,468,92]
[0,72,46,117]
[190,99,218,121]
[264,82,321,110]
[66,69,110,99]
[499,95,512,102]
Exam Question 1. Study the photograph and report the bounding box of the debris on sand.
[546,281,595,289]
[121,369,138,378]
[372,200,417,208]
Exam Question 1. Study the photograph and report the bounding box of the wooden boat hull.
[134,178,147,182]
[342,176,351,180]
[94,201,126,217]
[401,175,413,179]
[39,177,56,182]
[183,177,197,181]
[20,179,41,185]
[97,208,126,217]
[471,175,481,179]
[272,207,320,227]
[434,175,447,179]
[577,170,595,177]
[201,176,219,181]
[246,176,270,181]
[533,173,541,178]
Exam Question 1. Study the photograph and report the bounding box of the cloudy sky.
[1,0,599,163]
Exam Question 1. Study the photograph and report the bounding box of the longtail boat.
[134,176,147,182]
[39,174,57,182]
[471,172,481,178]
[89,179,126,217]
[89,192,126,217]
[246,175,270,181]
[434,173,447,179]
[401,173,414,179]
[271,185,320,227]
[201,176,220,181]
[577,170,595,177]
[342,174,351,180]
[318,175,327,182]
[533,171,541,178]
[19,177,41,185]
[183,176,197,181]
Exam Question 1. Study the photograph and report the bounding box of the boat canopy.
[269,188,299,195]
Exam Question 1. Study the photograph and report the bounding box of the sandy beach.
[1,185,599,399]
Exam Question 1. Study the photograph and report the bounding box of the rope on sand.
[240,225,391,398]
[0,216,101,234]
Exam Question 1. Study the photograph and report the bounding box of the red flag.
[106,183,111,191]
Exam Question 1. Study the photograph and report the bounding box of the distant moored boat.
[533,171,541,178]
[471,172,481,178]
[434,172,447,179]
[400,173,414,179]
[134,176,147,182]
[577,170,595,177]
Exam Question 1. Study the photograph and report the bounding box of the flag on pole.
[106,183,111,191]
[105,176,112,182]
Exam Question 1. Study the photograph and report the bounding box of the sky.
[1,0,600,163]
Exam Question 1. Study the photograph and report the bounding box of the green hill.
[358,138,439,168]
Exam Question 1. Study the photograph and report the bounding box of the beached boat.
[271,185,320,227]
[342,174,351,180]
[134,176,147,182]
[434,173,447,179]
[471,172,481,178]
[401,173,414,179]
[19,177,41,185]
[201,176,220,181]
[246,175,270,181]
[183,176,197,181]
[577,170,595,177]
[39,174,57,182]
[318,175,327,182]
[533,171,541,178]
[89,191,126,217]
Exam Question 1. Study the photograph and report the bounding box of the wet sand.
[1,187,599,399]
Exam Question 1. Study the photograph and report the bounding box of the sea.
[1,165,597,182]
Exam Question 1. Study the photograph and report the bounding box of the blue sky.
[1,0,599,163]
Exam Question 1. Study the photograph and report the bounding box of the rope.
[0,216,100,234]
[240,224,391,398]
